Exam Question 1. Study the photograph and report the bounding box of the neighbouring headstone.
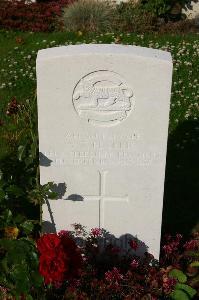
[182,1,199,20]
[37,44,173,258]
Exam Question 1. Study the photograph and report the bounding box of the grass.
[0,30,199,236]
[0,30,198,131]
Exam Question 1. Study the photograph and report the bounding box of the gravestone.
[37,44,173,258]
[182,1,199,20]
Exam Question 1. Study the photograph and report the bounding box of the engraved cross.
[83,171,128,228]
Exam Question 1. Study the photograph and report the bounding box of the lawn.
[0,30,199,235]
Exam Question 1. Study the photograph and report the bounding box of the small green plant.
[169,269,197,300]
[162,233,199,300]
[62,0,116,32]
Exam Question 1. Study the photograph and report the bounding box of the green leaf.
[14,214,26,224]
[0,189,5,201]
[1,209,13,225]
[170,289,190,300]
[190,261,199,267]
[185,251,199,257]
[20,220,34,235]
[31,272,43,288]
[29,250,39,268]
[18,145,26,161]
[169,269,187,283]
[48,191,58,199]
[189,274,199,287]
[10,264,30,294]
[176,283,197,298]
[6,185,24,197]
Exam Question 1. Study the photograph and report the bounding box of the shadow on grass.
[162,120,199,238]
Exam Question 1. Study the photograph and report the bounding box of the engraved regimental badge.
[73,70,134,126]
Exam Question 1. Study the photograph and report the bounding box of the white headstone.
[37,44,173,258]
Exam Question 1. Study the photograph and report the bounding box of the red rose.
[39,249,67,285]
[37,233,61,254]
[129,239,138,251]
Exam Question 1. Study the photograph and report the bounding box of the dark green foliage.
[140,0,193,18]
[0,238,43,297]
[141,0,172,16]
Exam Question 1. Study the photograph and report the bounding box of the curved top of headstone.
[37,44,172,63]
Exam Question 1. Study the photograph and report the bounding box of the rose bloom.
[39,249,67,285]
[105,267,123,283]
[184,239,198,251]
[91,228,102,238]
[129,239,138,251]
[37,233,61,254]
